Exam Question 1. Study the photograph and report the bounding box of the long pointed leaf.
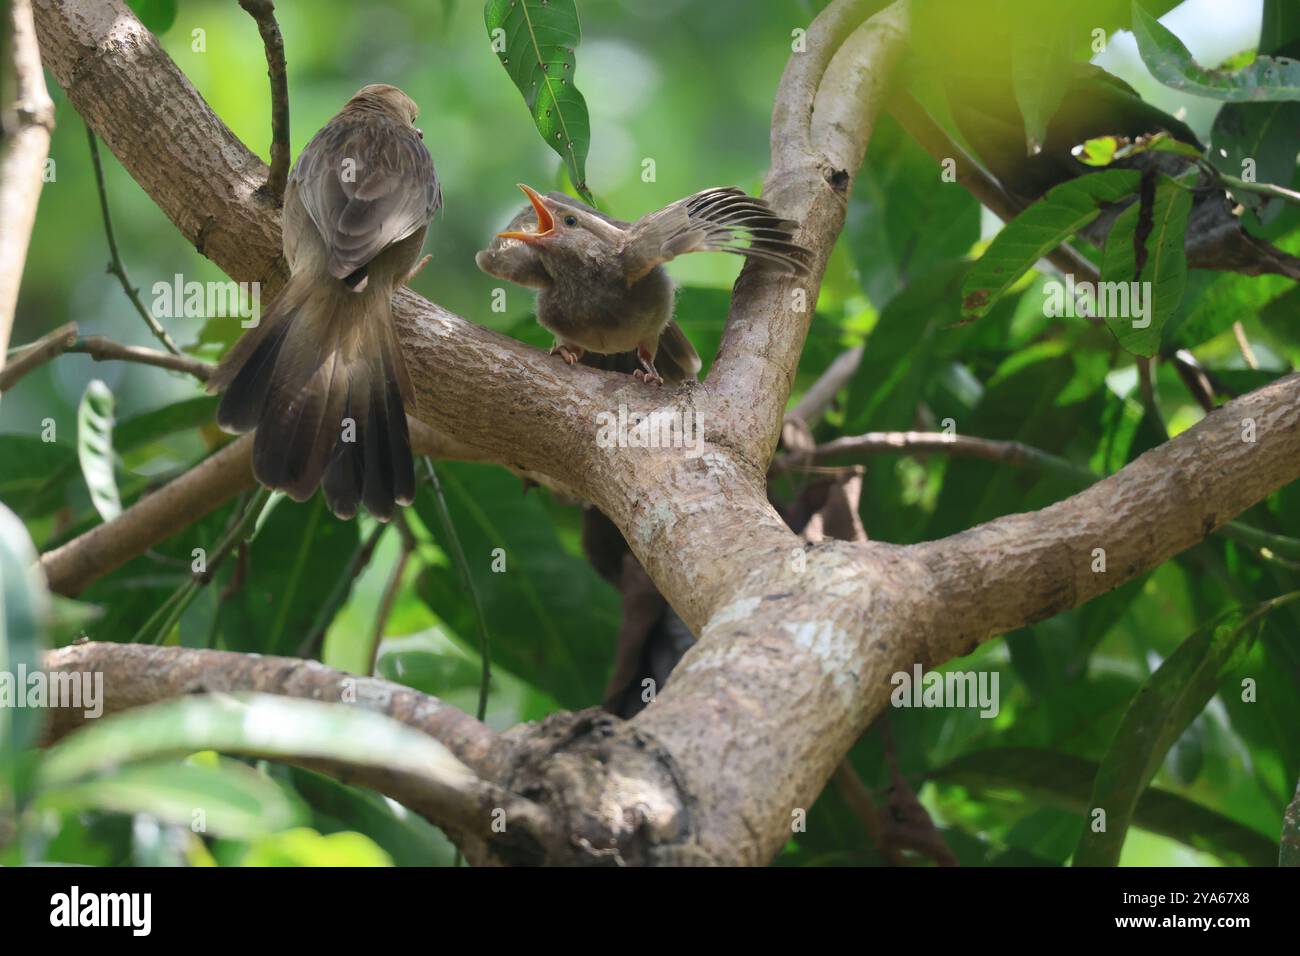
[961,170,1140,317]
[485,0,594,203]
[1075,594,1299,866]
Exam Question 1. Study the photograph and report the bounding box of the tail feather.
[360,344,414,521]
[210,280,414,521]
[323,377,368,520]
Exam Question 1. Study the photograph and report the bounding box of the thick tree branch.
[39,644,564,860]
[0,0,55,366]
[39,419,486,595]
[42,642,497,770]
[29,0,1300,868]
[911,373,1300,644]
[706,1,907,465]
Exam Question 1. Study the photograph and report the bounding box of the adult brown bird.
[476,186,808,386]
[208,84,441,521]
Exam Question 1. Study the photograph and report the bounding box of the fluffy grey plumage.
[209,84,441,520]
[476,185,807,385]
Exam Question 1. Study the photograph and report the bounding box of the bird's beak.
[496,184,555,243]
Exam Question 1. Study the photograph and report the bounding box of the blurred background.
[3,0,1298,867]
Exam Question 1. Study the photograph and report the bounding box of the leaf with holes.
[77,379,122,523]
[485,0,594,204]
[1132,2,1300,102]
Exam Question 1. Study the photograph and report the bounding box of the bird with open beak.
[208,84,441,521]
[476,185,809,386]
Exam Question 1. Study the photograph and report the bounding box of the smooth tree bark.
[24,0,1300,864]
[0,0,55,365]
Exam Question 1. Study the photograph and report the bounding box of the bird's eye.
[563,215,578,227]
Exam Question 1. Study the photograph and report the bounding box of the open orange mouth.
[496,184,554,242]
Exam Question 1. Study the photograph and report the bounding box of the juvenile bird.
[208,84,441,521]
[476,186,808,386]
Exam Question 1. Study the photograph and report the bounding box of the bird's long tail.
[208,276,415,521]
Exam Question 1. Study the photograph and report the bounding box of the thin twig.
[1170,350,1216,413]
[238,0,291,203]
[86,126,183,355]
[71,336,211,379]
[0,322,78,391]
[775,430,1099,485]
[298,522,389,658]
[1232,321,1260,370]
[0,323,212,392]
[1137,357,1166,438]
[785,345,863,427]
[1220,172,1300,209]
[136,487,272,643]
[780,428,1300,560]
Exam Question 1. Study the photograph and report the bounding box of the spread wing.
[292,113,441,280]
[619,187,810,285]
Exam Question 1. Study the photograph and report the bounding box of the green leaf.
[962,170,1140,317]
[1261,0,1300,56]
[239,827,392,866]
[281,766,451,867]
[847,115,980,306]
[1099,174,1192,356]
[929,747,1278,866]
[39,693,478,797]
[126,0,177,34]
[1076,135,1121,167]
[414,463,619,708]
[0,437,78,523]
[1170,228,1300,347]
[76,379,122,523]
[1210,100,1300,225]
[114,396,218,451]
[1075,595,1299,866]
[35,759,303,840]
[215,495,359,656]
[1012,22,1072,155]
[0,502,50,807]
[485,0,594,204]
[1131,2,1300,102]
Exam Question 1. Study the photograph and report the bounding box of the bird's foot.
[633,368,664,386]
[550,343,585,366]
[634,345,664,387]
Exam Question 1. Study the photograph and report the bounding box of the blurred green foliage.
[2,0,1299,867]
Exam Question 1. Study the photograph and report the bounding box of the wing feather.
[620,187,810,284]
[292,114,441,281]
